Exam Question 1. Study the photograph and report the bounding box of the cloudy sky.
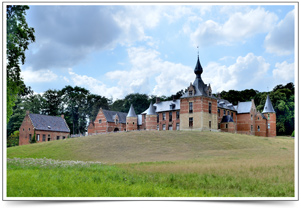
[20,3,296,100]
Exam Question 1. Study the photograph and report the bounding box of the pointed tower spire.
[146,101,156,115]
[194,55,203,78]
[262,94,275,113]
[127,104,137,117]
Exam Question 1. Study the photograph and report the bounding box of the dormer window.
[208,91,212,96]
[115,119,119,124]
[189,90,193,96]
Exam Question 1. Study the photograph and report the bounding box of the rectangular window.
[189,90,193,96]
[29,134,32,142]
[226,124,228,128]
[209,121,211,129]
[231,112,233,118]
[268,113,270,120]
[228,111,230,115]
[209,102,212,114]
[251,125,253,131]
[163,113,166,120]
[57,136,60,140]
[223,110,226,115]
[37,134,40,142]
[189,102,193,113]
[257,126,260,132]
[176,111,180,119]
[176,123,179,130]
[157,114,159,123]
[43,135,46,142]
[157,125,159,131]
[48,135,51,141]
[169,111,172,122]
[251,114,253,120]
[218,109,220,117]
[189,117,193,127]
[99,119,102,123]
[169,125,173,130]
[162,124,166,130]
[268,123,270,129]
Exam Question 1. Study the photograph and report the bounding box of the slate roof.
[29,114,70,132]
[217,99,236,111]
[102,109,127,124]
[127,104,137,117]
[262,95,275,113]
[221,115,234,123]
[236,101,252,114]
[181,56,216,99]
[146,102,157,115]
[153,99,180,112]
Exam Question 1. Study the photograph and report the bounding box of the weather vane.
[197,46,199,56]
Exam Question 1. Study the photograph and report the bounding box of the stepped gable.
[262,95,275,113]
[127,104,137,117]
[29,114,70,132]
[102,109,127,123]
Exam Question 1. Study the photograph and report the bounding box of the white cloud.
[203,53,271,92]
[272,61,295,82]
[265,10,295,56]
[190,7,278,47]
[21,68,58,83]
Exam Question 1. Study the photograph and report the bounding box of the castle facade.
[88,56,276,137]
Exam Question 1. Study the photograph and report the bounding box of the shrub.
[291,130,295,137]
[7,131,19,147]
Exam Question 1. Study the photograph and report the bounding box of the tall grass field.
[6,131,295,197]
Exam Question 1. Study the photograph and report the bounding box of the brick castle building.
[88,56,276,137]
[19,111,70,145]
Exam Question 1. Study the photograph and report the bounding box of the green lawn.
[6,131,295,197]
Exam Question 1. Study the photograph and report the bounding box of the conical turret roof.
[146,101,157,115]
[262,95,275,113]
[127,104,137,117]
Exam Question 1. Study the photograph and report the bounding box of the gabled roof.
[236,101,252,114]
[29,114,70,132]
[221,115,234,123]
[127,104,137,117]
[102,109,127,124]
[262,95,275,113]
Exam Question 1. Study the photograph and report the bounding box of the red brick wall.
[236,113,252,135]
[126,117,138,131]
[264,113,276,137]
[19,114,35,145]
[145,115,157,130]
[254,113,267,137]
[157,110,180,130]
[34,130,69,143]
[220,122,235,133]
[217,108,237,129]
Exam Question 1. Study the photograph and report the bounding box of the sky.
[19,3,296,100]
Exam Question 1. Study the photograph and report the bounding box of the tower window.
[218,109,220,117]
[99,119,102,123]
[189,117,193,127]
[251,125,253,131]
[268,123,270,129]
[209,121,211,129]
[189,102,193,113]
[258,126,260,132]
[268,113,270,120]
[209,102,212,114]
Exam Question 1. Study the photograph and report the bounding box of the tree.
[6,95,25,137]
[42,89,62,116]
[86,94,110,122]
[7,5,35,122]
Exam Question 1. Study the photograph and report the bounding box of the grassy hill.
[6,131,295,197]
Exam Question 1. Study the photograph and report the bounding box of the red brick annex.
[88,56,276,137]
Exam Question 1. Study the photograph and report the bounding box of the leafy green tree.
[60,86,90,134]
[7,96,25,136]
[110,99,126,112]
[23,93,45,114]
[123,93,150,114]
[7,130,19,147]
[86,94,110,122]
[42,89,62,116]
[7,5,35,122]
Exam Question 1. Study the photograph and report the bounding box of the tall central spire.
[194,55,203,78]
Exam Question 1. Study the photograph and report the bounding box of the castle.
[88,56,276,137]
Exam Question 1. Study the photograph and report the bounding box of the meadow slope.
[7,131,295,197]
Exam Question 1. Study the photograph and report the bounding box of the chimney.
[61,114,64,119]
[156,97,161,104]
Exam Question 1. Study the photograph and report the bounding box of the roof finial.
[197,45,199,57]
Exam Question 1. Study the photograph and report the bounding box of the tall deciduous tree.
[7,5,35,122]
